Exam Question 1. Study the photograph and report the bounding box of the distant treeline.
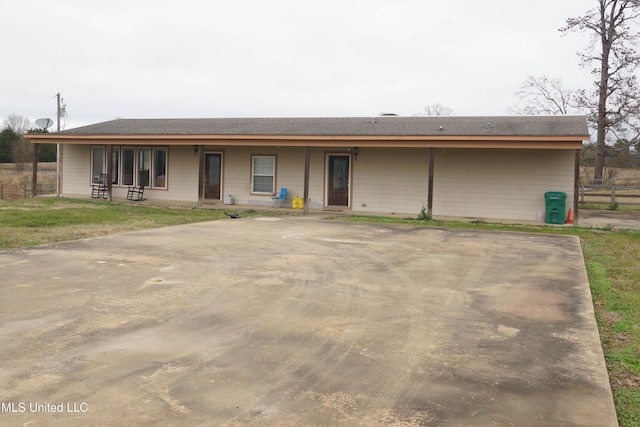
[0,127,56,163]
[581,140,640,169]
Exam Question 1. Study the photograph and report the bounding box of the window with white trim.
[251,155,275,194]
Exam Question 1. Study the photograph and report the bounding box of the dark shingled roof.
[53,116,589,137]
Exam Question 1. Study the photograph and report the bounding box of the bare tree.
[3,114,32,135]
[12,136,32,171]
[2,115,34,170]
[422,103,453,116]
[560,0,640,181]
[510,76,577,115]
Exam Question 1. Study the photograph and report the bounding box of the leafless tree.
[560,0,640,181]
[510,76,578,115]
[12,136,32,171]
[2,114,34,170]
[422,103,453,116]
[3,114,32,135]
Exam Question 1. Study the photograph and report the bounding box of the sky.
[2,0,596,130]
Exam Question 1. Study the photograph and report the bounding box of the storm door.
[328,154,350,206]
[204,153,222,200]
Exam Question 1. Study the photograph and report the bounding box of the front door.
[204,153,222,200]
[328,155,350,206]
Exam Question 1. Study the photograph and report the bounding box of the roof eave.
[25,133,588,150]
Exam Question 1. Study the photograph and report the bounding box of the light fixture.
[353,147,359,159]
[194,145,199,156]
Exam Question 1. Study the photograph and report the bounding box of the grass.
[0,163,57,200]
[580,230,640,426]
[0,198,244,249]
[1,198,639,425]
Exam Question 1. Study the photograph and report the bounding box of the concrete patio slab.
[580,209,640,230]
[0,217,617,426]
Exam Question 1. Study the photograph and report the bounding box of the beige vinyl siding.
[221,147,252,205]
[306,148,326,210]
[351,148,429,214]
[222,146,317,207]
[433,149,575,221]
[61,144,90,195]
[220,146,329,209]
[62,143,576,222]
[158,146,198,201]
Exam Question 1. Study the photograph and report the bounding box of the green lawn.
[0,198,234,249]
[1,198,638,425]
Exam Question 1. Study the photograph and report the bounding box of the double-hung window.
[251,155,275,194]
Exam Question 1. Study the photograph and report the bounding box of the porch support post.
[574,149,580,226]
[106,144,113,202]
[303,146,310,215]
[427,147,434,217]
[197,145,204,208]
[31,143,38,198]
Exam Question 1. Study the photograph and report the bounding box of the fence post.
[611,185,616,205]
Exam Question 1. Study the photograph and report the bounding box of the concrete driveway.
[0,217,617,426]
[580,209,640,230]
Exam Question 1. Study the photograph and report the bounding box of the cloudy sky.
[2,0,594,130]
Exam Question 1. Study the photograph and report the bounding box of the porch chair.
[91,173,108,199]
[127,184,145,201]
[272,187,287,208]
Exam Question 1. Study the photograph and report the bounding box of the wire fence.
[0,181,57,201]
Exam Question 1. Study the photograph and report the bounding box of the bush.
[416,206,431,221]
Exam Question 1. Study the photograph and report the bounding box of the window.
[138,148,151,187]
[152,148,167,188]
[91,146,105,183]
[252,155,275,194]
[122,148,135,186]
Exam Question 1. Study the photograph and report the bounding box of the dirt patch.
[597,306,622,324]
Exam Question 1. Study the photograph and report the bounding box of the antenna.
[35,118,54,130]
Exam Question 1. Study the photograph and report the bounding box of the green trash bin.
[544,191,567,224]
